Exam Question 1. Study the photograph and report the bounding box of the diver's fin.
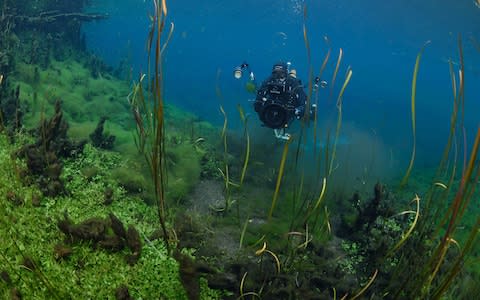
[274,129,291,141]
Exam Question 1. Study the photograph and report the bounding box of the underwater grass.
[237,104,250,186]
[329,48,343,103]
[417,43,463,241]
[128,0,173,253]
[0,74,3,131]
[350,269,379,300]
[214,69,237,212]
[400,41,430,188]
[302,5,314,123]
[388,194,421,254]
[313,38,331,161]
[328,66,352,176]
[267,136,292,221]
[218,104,234,211]
[0,135,220,299]
[386,37,479,299]
[428,127,479,286]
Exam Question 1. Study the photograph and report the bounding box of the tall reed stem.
[128,0,174,253]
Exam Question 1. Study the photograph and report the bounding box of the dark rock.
[6,191,24,206]
[109,213,126,239]
[125,225,141,265]
[174,250,200,300]
[206,272,237,292]
[98,235,124,252]
[148,228,164,241]
[21,257,36,271]
[16,101,86,197]
[0,84,23,136]
[104,187,114,205]
[72,217,107,242]
[57,215,108,243]
[0,270,12,285]
[11,288,22,300]
[115,284,133,300]
[126,225,141,254]
[57,213,143,264]
[31,193,41,207]
[53,243,73,260]
[125,253,140,266]
[90,117,115,150]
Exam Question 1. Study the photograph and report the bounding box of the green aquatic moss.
[12,59,131,137]
[4,55,226,298]
[0,135,221,299]
[166,142,202,202]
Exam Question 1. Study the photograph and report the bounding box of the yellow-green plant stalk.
[219,104,233,211]
[400,41,430,187]
[388,38,478,300]
[302,4,313,123]
[329,48,343,102]
[128,0,173,253]
[237,105,250,186]
[328,67,352,176]
[313,42,331,159]
[268,136,292,221]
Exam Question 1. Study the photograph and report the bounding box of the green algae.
[11,57,207,203]
[165,142,202,202]
[0,135,222,299]
[12,59,131,136]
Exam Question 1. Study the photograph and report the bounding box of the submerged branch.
[7,11,108,25]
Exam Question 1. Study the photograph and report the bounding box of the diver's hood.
[271,62,288,78]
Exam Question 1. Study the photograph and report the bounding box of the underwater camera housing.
[233,62,250,79]
[254,62,301,129]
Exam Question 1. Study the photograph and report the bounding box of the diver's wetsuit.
[254,67,307,130]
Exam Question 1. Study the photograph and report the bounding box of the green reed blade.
[328,68,352,176]
[400,41,430,187]
[268,137,292,221]
[237,105,250,185]
[329,48,343,102]
[161,22,175,55]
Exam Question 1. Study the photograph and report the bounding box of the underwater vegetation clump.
[16,100,86,197]
[0,134,222,299]
[380,37,480,299]
[128,0,174,253]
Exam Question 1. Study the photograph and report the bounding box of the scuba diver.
[234,61,324,140]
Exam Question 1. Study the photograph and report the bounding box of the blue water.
[84,0,480,168]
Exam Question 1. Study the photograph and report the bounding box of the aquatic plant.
[89,116,116,149]
[400,41,430,187]
[267,5,354,243]
[218,104,234,211]
[224,7,360,297]
[213,74,252,213]
[384,36,480,299]
[237,105,251,187]
[222,8,471,300]
[0,83,23,135]
[165,142,202,201]
[128,0,174,253]
[0,135,223,298]
[16,101,86,197]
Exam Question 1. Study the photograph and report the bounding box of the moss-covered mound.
[0,134,222,299]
